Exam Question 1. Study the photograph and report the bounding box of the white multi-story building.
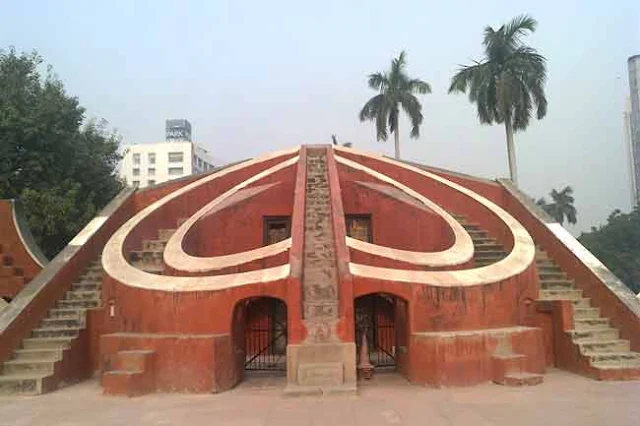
[119,120,218,188]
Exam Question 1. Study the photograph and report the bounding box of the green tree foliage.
[579,208,640,294]
[359,51,431,160]
[536,186,577,225]
[0,48,123,258]
[449,15,548,185]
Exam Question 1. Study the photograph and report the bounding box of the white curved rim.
[337,156,473,267]
[334,146,535,287]
[163,156,298,272]
[102,147,299,292]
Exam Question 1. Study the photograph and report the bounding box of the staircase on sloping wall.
[0,260,103,395]
[536,248,640,377]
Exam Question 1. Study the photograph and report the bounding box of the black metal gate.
[355,294,396,368]
[244,298,287,371]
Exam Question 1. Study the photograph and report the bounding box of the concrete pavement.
[0,370,638,426]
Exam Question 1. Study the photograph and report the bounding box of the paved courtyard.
[0,369,638,426]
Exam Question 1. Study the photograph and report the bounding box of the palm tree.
[359,51,431,159]
[536,186,577,225]
[448,15,548,185]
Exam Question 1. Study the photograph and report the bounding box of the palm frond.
[503,15,537,46]
[399,93,423,138]
[368,72,387,91]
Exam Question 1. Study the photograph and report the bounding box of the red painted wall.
[184,168,295,258]
[338,169,453,253]
[337,151,514,252]
[0,200,43,298]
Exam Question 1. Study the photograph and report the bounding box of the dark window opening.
[263,216,291,245]
[345,214,373,243]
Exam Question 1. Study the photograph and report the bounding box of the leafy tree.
[359,51,431,160]
[536,186,577,225]
[448,15,548,185]
[0,48,123,258]
[579,207,640,294]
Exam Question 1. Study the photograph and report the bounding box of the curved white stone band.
[334,146,535,287]
[102,148,299,292]
[163,156,298,273]
[336,156,473,267]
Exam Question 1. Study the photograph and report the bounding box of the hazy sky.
[3,0,639,234]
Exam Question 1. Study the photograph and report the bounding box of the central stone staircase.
[0,260,103,395]
[301,149,339,327]
[536,248,640,378]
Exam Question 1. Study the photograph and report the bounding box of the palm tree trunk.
[394,126,400,160]
[505,116,518,185]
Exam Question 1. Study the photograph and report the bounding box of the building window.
[345,215,372,243]
[148,167,156,176]
[168,152,183,163]
[132,168,140,176]
[263,217,291,245]
[168,167,183,176]
[133,153,140,165]
[198,158,203,168]
[132,180,139,186]
[148,153,156,164]
[148,180,155,186]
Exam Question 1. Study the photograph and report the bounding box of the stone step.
[500,372,544,386]
[475,259,503,267]
[538,270,567,280]
[573,307,600,320]
[65,290,101,301]
[2,359,54,375]
[572,298,592,308]
[58,299,100,309]
[584,352,640,366]
[474,242,504,250]
[12,348,64,361]
[22,337,73,350]
[467,230,489,238]
[577,339,630,354]
[591,361,640,370]
[71,281,100,291]
[474,249,505,257]
[82,270,103,280]
[540,279,575,290]
[41,317,83,328]
[536,261,561,271]
[142,240,166,251]
[31,327,80,339]
[157,229,176,242]
[461,223,481,231]
[130,262,164,273]
[539,289,583,300]
[569,327,620,342]
[48,308,82,319]
[0,373,50,396]
[573,318,609,330]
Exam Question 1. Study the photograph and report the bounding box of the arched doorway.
[354,293,408,371]
[242,297,287,373]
